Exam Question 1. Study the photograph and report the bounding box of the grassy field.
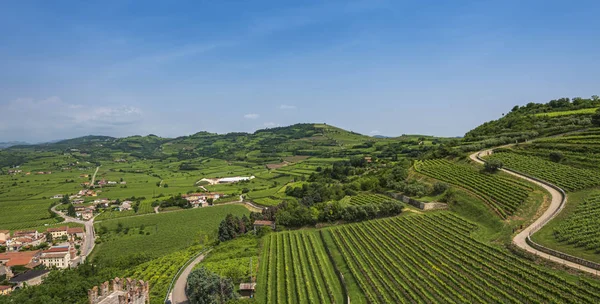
[195,235,259,284]
[534,107,599,117]
[124,244,205,304]
[92,205,249,265]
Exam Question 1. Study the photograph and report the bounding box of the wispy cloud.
[244,113,260,119]
[370,130,380,135]
[279,104,297,110]
[264,122,278,127]
[0,97,143,141]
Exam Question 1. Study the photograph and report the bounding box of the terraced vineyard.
[327,213,600,303]
[554,193,600,253]
[414,159,532,218]
[485,152,600,191]
[257,230,344,304]
[125,245,204,304]
[347,193,395,206]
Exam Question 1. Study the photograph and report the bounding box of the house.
[82,210,94,220]
[364,156,372,163]
[0,285,12,295]
[80,174,89,178]
[107,181,117,185]
[5,231,45,251]
[52,194,64,199]
[0,251,41,268]
[238,283,256,298]
[253,220,275,231]
[72,199,85,204]
[9,235,46,250]
[67,227,85,241]
[120,181,127,185]
[47,227,68,239]
[40,246,71,269]
[119,201,132,211]
[0,230,9,242]
[9,269,50,288]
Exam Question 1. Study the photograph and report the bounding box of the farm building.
[239,283,256,298]
[0,285,12,295]
[9,269,50,288]
[253,220,275,231]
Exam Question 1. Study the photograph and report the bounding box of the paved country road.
[50,205,96,266]
[470,149,599,276]
[171,251,210,304]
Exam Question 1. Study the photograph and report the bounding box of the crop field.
[125,245,204,304]
[414,159,532,218]
[257,230,345,304]
[92,205,249,265]
[485,152,600,191]
[534,107,599,117]
[553,193,600,253]
[343,193,395,206]
[196,236,259,284]
[325,213,600,303]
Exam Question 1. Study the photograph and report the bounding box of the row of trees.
[273,200,404,227]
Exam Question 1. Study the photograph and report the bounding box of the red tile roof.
[67,227,84,234]
[47,226,68,232]
[0,230,10,234]
[43,247,69,253]
[0,285,11,291]
[253,220,274,226]
[0,251,40,266]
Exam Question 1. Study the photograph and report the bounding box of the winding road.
[470,149,599,275]
[170,251,210,304]
[50,205,96,266]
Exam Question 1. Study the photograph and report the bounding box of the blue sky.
[1,0,599,142]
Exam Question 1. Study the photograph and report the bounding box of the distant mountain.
[0,141,30,149]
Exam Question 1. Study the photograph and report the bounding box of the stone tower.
[88,277,149,304]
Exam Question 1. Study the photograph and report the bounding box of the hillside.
[459,96,600,152]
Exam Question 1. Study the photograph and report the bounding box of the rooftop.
[0,285,11,291]
[239,283,256,290]
[47,226,68,232]
[254,220,274,226]
[9,270,50,283]
[0,251,40,266]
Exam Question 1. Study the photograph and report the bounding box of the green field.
[534,107,599,117]
[485,152,600,191]
[323,212,600,303]
[92,205,249,265]
[125,245,205,304]
[414,159,533,218]
[256,230,345,304]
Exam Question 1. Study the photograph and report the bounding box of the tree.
[549,152,564,163]
[67,204,76,217]
[484,159,503,172]
[186,267,237,304]
[592,108,600,127]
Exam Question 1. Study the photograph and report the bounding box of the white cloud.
[0,97,143,141]
[264,122,278,128]
[370,130,380,135]
[244,113,260,119]
[279,104,297,110]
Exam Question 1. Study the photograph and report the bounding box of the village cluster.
[0,226,86,294]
